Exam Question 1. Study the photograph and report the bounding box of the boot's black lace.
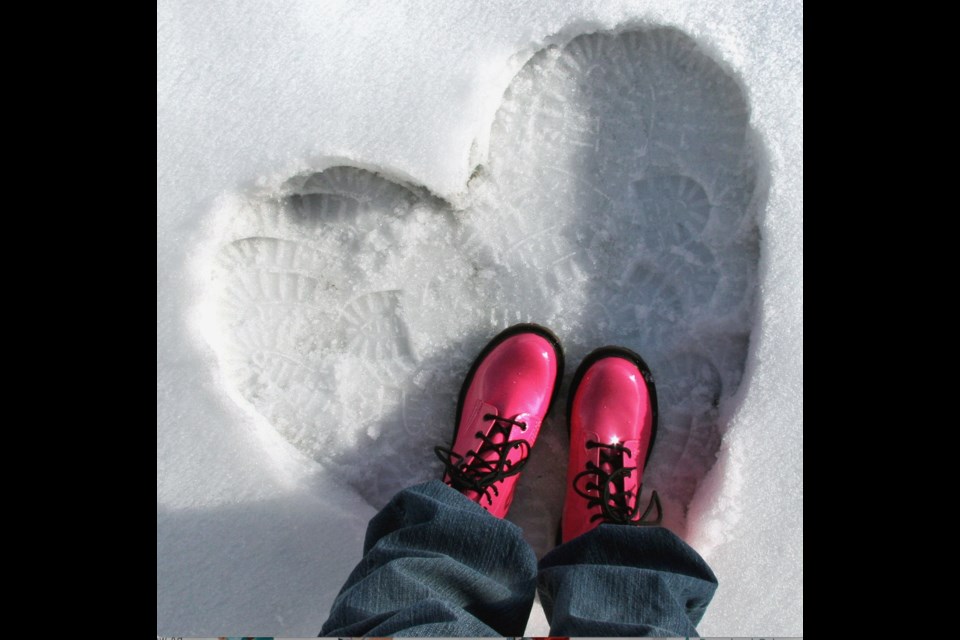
[435,414,529,507]
[572,440,662,525]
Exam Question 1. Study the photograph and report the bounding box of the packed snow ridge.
[201,27,761,554]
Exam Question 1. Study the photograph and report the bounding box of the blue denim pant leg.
[320,480,538,637]
[538,524,718,637]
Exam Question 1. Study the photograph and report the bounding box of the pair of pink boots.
[434,323,662,543]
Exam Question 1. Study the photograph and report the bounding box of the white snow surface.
[157,1,802,636]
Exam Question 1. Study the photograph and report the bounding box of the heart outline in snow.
[203,26,764,552]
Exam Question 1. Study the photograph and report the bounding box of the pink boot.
[435,324,563,518]
[561,346,662,543]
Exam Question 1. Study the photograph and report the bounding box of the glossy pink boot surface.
[561,347,662,543]
[435,324,563,518]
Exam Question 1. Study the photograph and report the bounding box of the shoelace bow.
[435,414,530,506]
[572,440,662,525]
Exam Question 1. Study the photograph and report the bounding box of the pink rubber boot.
[561,346,662,543]
[435,324,563,518]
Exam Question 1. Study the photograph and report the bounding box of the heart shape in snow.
[206,27,761,551]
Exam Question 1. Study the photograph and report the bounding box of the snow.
[157,1,802,636]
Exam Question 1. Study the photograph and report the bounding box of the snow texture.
[158,1,802,636]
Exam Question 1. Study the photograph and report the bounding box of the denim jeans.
[320,481,717,636]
